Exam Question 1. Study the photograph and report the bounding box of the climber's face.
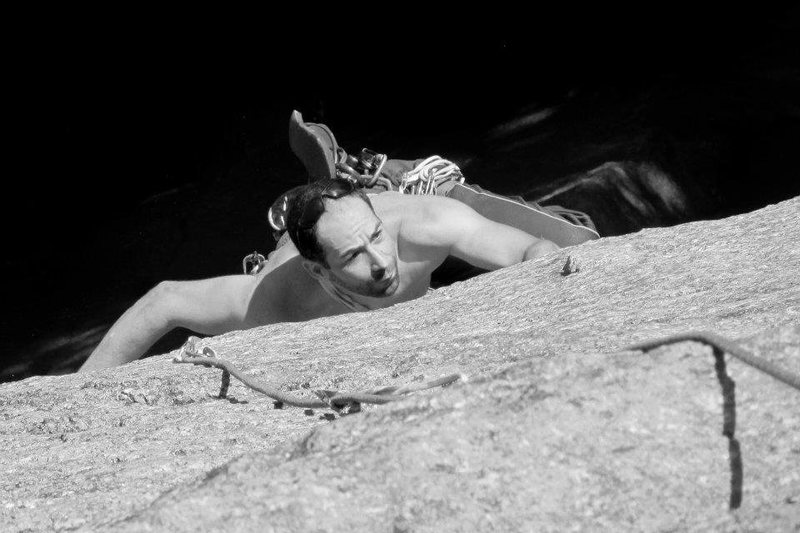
[306,195,400,298]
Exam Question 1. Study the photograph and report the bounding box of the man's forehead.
[316,196,378,245]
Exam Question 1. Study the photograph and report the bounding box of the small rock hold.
[560,255,580,276]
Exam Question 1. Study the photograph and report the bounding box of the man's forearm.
[79,283,175,372]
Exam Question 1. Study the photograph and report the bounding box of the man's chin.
[332,271,399,299]
[379,274,400,296]
[366,273,400,298]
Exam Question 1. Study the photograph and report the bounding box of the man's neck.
[314,276,374,312]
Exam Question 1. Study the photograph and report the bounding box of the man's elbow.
[124,280,184,336]
[78,280,180,373]
[522,239,560,261]
[148,280,183,329]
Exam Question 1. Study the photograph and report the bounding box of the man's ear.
[302,259,327,281]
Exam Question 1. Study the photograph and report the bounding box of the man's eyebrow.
[339,222,382,259]
[339,246,362,259]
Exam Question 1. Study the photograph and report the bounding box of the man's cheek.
[341,266,365,283]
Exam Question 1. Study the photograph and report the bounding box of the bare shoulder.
[371,192,466,222]
[369,191,421,215]
[248,238,349,323]
[371,192,471,245]
[257,237,300,276]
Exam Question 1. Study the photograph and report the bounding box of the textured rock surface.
[2,197,799,531]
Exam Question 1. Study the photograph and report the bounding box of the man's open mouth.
[378,271,397,290]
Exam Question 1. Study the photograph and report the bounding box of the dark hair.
[286,178,373,265]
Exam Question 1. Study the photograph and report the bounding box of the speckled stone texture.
[2,197,799,532]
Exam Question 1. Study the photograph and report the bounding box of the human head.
[286,178,400,298]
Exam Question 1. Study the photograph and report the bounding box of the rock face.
[2,197,799,531]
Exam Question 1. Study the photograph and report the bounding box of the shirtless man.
[79,178,559,371]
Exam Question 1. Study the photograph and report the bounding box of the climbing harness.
[174,337,463,414]
[335,148,392,190]
[335,151,466,196]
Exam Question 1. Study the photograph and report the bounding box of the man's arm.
[79,275,258,372]
[423,196,560,270]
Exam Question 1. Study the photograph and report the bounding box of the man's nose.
[367,246,388,280]
[371,264,386,281]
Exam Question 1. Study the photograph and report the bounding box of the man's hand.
[522,239,560,261]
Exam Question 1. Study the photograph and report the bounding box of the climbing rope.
[174,337,463,413]
[398,156,465,195]
[627,331,800,392]
[626,330,800,511]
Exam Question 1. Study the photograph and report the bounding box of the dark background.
[3,8,799,381]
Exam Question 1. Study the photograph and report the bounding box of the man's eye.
[372,230,382,240]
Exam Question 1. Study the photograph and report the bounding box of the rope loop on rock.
[174,337,463,413]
